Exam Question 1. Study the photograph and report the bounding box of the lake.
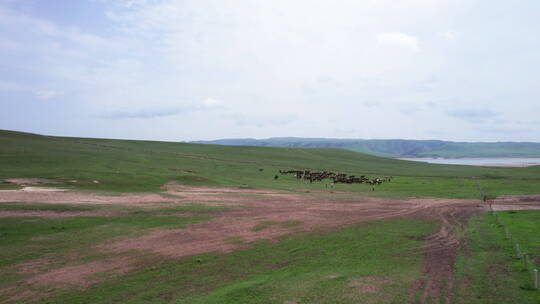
[399,158,540,167]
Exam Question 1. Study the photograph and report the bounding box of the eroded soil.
[492,194,540,211]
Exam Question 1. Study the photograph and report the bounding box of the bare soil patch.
[163,183,284,194]
[14,257,52,276]
[348,276,395,294]
[25,256,134,288]
[0,182,301,207]
[409,202,484,304]
[20,186,67,192]
[492,194,540,211]
[5,178,61,185]
[0,189,171,206]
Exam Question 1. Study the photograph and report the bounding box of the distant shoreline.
[398,157,540,167]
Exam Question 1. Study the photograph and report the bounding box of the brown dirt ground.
[348,276,395,294]
[0,182,293,206]
[1,185,539,303]
[25,256,134,288]
[492,194,540,211]
[4,178,61,185]
[0,189,170,205]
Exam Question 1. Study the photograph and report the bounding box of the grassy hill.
[192,138,540,158]
[1,129,540,198]
[2,129,540,303]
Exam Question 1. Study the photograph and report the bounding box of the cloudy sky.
[1,0,539,141]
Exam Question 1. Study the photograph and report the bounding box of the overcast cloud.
[0,0,539,141]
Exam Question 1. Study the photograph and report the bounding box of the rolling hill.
[191,138,540,158]
[2,129,540,303]
[1,129,540,198]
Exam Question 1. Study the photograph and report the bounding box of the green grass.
[497,210,540,268]
[0,215,211,268]
[282,220,302,228]
[453,211,540,303]
[0,183,21,190]
[129,203,238,215]
[2,129,539,303]
[0,202,239,217]
[251,220,303,231]
[0,202,100,212]
[251,221,278,231]
[39,219,435,304]
[1,129,540,198]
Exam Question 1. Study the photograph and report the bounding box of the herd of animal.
[276,170,392,185]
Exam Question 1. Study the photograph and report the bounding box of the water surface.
[399,158,540,167]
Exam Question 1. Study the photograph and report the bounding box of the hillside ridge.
[191,138,540,158]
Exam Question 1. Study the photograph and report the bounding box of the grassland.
[1,130,540,198]
[1,130,540,303]
[0,213,211,269]
[35,219,435,304]
[0,200,220,303]
[453,210,540,303]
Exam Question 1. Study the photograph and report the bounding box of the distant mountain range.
[190,138,540,158]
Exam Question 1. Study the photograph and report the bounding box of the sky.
[1,0,539,142]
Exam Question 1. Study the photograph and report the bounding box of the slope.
[1,129,540,197]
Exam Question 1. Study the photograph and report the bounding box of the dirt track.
[1,185,539,303]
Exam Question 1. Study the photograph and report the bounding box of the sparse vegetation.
[252,221,278,231]
[36,219,436,304]
[128,203,238,215]
[0,215,211,269]
[0,202,99,212]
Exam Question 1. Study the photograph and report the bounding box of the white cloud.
[35,90,61,100]
[1,0,540,141]
[376,32,419,51]
[439,31,456,40]
[201,97,224,108]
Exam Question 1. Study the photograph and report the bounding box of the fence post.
[504,227,509,239]
[523,254,528,270]
[515,244,521,258]
[534,269,538,290]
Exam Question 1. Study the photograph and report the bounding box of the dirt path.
[410,194,540,303]
[0,183,298,206]
[492,194,540,211]
[408,201,485,304]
